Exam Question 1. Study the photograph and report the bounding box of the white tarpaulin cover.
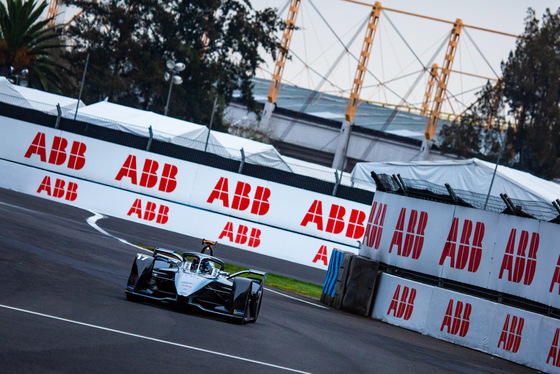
[0,76,83,114]
[74,101,291,171]
[351,158,560,204]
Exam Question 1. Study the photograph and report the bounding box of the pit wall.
[0,115,373,269]
[361,190,560,309]
[374,273,560,373]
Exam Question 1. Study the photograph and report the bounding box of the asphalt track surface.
[0,188,538,373]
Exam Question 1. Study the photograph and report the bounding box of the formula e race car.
[125,240,266,324]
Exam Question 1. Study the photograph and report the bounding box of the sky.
[253,0,559,118]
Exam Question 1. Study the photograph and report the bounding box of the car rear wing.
[228,269,267,285]
[153,248,182,263]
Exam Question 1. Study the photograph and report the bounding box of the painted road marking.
[0,303,311,373]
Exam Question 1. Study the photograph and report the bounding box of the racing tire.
[249,290,263,323]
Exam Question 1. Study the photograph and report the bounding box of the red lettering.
[115,155,138,185]
[235,225,248,244]
[499,230,516,281]
[456,220,472,270]
[156,205,169,224]
[547,328,560,367]
[68,141,86,170]
[48,136,67,165]
[37,176,52,195]
[387,285,415,320]
[219,222,235,242]
[139,159,159,188]
[550,255,560,294]
[248,228,261,247]
[127,199,143,219]
[403,288,416,320]
[390,209,426,259]
[53,179,65,198]
[300,200,323,230]
[326,205,345,234]
[499,229,539,285]
[346,209,366,239]
[524,233,539,285]
[159,164,178,193]
[207,177,229,207]
[468,222,484,272]
[459,303,471,337]
[144,201,156,221]
[440,218,459,267]
[441,300,453,333]
[498,314,524,353]
[25,132,47,161]
[312,245,328,266]
[390,208,406,254]
[365,202,386,249]
[65,182,78,201]
[387,285,401,317]
[251,186,270,215]
[232,182,251,211]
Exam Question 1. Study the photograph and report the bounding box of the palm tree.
[0,0,63,91]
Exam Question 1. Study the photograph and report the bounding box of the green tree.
[438,81,505,159]
[501,8,560,178]
[0,0,63,91]
[62,0,284,131]
[438,7,560,178]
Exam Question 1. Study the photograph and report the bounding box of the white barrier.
[0,116,374,269]
[372,273,560,373]
[361,191,560,308]
[0,159,360,269]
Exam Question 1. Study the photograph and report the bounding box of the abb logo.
[389,208,428,259]
[547,328,560,368]
[25,132,86,170]
[440,299,471,337]
[497,314,524,353]
[207,177,270,216]
[364,202,387,249]
[218,222,261,247]
[127,199,169,224]
[498,229,539,285]
[300,200,366,239]
[36,176,78,201]
[386,285,416,320]
[115,155,178,193]
[312,245,330,266]
[550,254,560,294]
[439,218,484,272]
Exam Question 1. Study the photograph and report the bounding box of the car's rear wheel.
[249,290,263,323]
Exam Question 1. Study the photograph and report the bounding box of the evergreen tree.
[62,0,284,131]
[0,0,64,91]
[439,7,560,178]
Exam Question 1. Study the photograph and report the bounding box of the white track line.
[0,304,310,373]
[86,211,327,309]
[265,288,328,309]
[86,210,150,252]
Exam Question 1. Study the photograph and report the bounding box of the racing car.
[125,240,266,324]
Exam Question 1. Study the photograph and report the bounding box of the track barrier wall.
[361,190,560,309]
[373,273,560,373]
[0,115,373,270]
